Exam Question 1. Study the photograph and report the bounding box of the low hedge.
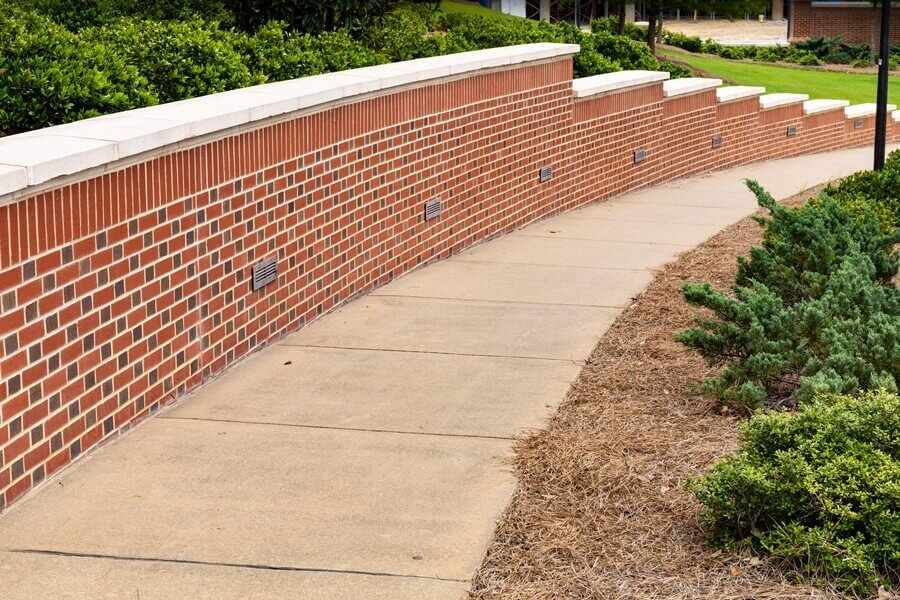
[689,390,900,596]
[1,2,687,134]
[0,7,157,134]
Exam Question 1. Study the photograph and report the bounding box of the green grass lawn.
[660,47,900,105]
[440,0,522,20]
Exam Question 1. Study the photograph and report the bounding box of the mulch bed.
[470,185,848,600]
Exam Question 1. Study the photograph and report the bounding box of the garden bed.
[469,186,851,599]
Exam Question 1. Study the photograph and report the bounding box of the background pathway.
[0,148,884,599]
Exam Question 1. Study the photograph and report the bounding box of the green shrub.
[84,18,260,103]
[3,0,233,29]
[303,31,387,72]
[825,150,900,230]
[663,30,703,53]
[439,12,658,77]
[229,0,396,35]
[688,390,900,595]
[658,60,692,79]
[0,7,157,134]
[677,182,900,412]
[590,17,647,42]
[718,46,746,60]
[785,49,823,66]
[754,47,783,62]
[363,4,444,61]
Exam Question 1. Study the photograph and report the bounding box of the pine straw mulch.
[470,185,850,600]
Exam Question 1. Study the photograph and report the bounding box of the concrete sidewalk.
[0,148,883,599]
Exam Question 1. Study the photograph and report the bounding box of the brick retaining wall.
[0,45,896,510]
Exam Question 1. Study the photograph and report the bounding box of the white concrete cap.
[0,135,118,187]
[0,164,28,196]
[803,99,850,115]
[845,103,897,119]
[0,44,579,199]
[662,77,722,97]
[759,93,810,110]
[572,70,670,98]
[716,86,766,103]
[894,109,900,122]
[21,115,190,158]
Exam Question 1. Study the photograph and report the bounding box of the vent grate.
[786,124,798,137]
[251,257,278,291]
[854,119,864,130]
[711,135,723,149]
[633,148,646,164]
[424,198,442,221]
[539,165,553,182]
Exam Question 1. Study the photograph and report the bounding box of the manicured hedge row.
[0,3,689,135]
[682,155,900,597]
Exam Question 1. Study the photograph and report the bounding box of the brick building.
[790,0,900,44]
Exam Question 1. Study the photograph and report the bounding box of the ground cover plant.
[0,0,685,135]
[677,182,900,413]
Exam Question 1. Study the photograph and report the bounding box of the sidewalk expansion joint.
[276,343,587,364]
[451,258,659,272]
[159,416,516,441]
[369,294,625,309]
[514,234,690,248]
[4,549,469,583]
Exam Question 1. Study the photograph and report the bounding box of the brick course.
[0,55,896,511]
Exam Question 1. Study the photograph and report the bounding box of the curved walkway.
[0,147,885,599]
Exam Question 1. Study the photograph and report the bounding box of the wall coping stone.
[0,43,579,201]
[571,70,669,98]
[662,77,722,97]
[803,99,850,115]
[843,103,898,119]
[716,86,766,103]
[759,93,810,109]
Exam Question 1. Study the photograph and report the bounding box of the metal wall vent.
[424,198,442,221]
[539,165,553,182]
[711,135,723,149]
[854,119,865,130]
[251,257,278,291]
[786,124,798,137]
[633,148,646,164]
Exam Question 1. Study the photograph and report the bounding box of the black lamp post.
[875,0,892,170]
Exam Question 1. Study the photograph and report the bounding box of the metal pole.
[875,0,892,170]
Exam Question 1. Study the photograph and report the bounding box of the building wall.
[0,48,896,511]
[791,0,900,44]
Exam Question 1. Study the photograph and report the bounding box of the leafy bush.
[363,3,444,61]
[0,7,157,135]
[825,150,900,230]
[663,30,702,53]
[3,0,233,29]
[658,60,692,79]
[84,18,260,103]
[754,47,784,62]
[677,182,900,412]
[439,12,658,77]
[229,0,396,35]
[590,17,647,42]
[689,390,900,596]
